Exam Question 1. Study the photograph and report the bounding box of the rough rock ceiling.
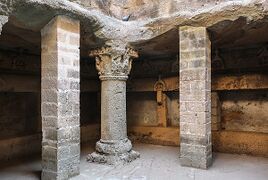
[1,16,268,59]
[0,23,40,55]
[74,0,268,22]
[0,0,268,59]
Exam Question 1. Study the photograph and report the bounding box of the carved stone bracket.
[154,76,168,127]
[89,46,138,79]
[212,49,224,70]
[154,77,167,105]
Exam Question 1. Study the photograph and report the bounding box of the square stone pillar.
[179,26,212,169]
[41,16,80,179]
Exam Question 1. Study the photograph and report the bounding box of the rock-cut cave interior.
[0,0,267,180]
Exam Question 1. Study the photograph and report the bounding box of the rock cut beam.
[212,74,268,90]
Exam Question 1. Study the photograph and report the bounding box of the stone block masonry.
[179,26,212,169]
[41,15,80,180]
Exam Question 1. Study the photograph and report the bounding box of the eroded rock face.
[73,0,268,21]
[72,0,170,20]
[72,0,268,23]
[1,0,268,57]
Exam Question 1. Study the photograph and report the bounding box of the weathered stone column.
[179,26,212,169]
[41,16,80,179]
[87,46,140,165]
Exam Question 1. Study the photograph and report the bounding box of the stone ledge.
[128,126,179,146]
[128,126,268,157]
[0,124,100,162]
[0,125,267,162]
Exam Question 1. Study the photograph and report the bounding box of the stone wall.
[80,92,100,125]
[127,92,158,126]
[0,69,267,140]
[0,124,100,162]
[0,49,100,140]
[0,40,267,162]
[0,134,41,162]
[126,84,268,134]
[1,56,266,141]
[127,91,180,127]
[221,90,268,133]
[1,124,266,162]
[0,92,40,139]
[128,126,268,157]
[0,91,100,140]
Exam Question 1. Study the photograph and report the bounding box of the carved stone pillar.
[87,46,140,165]
[0,15,8,35]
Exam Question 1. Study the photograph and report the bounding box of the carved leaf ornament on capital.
[89,46,138,77]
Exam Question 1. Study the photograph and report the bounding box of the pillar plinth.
[87,46,140,165]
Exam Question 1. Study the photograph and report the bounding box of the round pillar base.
[87,150,140,165]
[87,139,140,165]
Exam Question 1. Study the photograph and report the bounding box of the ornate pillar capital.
[89,46,138,80]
